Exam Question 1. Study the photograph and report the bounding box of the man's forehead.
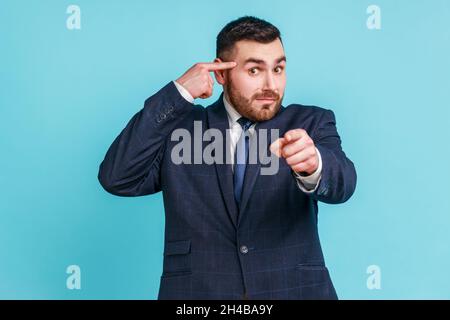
[232,40,286,64]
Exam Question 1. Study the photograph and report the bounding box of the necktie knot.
[237,117,254,132]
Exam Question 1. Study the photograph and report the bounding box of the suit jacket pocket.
[163,239,192,276]
[294,264,337,299]
[296,262,327,271]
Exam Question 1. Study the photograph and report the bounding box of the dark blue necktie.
[233,117,254,208]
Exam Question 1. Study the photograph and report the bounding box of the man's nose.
[263,72,277,92]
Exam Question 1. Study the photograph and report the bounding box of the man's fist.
[270,129,319,175]
[175,61,237,99]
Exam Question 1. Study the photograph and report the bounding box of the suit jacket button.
[240,245,248,254]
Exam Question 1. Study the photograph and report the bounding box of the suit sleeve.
[97,81,194,197]
[309,109,357,204]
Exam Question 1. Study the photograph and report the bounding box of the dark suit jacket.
[98,81,357,300]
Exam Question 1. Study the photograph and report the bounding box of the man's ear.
[213,58,227,85]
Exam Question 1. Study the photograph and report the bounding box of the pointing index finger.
[284,129,307,143]
[203,61,237,71]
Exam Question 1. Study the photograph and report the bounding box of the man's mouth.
[256,98,276,102]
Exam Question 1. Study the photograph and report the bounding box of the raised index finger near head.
[203,61,237,71]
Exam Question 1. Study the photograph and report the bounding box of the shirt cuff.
[293,147,322,193]
[173,80,194,103]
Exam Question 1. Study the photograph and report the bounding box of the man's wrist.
[173,80,194,103]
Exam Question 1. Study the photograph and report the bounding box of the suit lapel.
[206,93,286,229]
[206,94,239,228]
[237,107,285,227]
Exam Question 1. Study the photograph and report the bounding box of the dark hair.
[216,16,282,60]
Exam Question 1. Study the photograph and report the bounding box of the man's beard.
[225,78,283,122]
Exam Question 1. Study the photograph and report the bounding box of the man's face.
[218,39,286,122]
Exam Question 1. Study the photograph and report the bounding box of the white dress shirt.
[173,81,322,193]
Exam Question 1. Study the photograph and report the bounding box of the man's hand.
[175,62,237,99]
[270,129,319,175]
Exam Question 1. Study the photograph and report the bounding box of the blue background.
[1,0,449,299]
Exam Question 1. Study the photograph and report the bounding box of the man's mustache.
[254,92,280,100]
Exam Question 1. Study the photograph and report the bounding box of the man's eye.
[274,66,284,73]
[249,67,259,75]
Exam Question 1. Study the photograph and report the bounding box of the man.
[98,16,357,300]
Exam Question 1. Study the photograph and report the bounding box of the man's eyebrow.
[243,55,287,65]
